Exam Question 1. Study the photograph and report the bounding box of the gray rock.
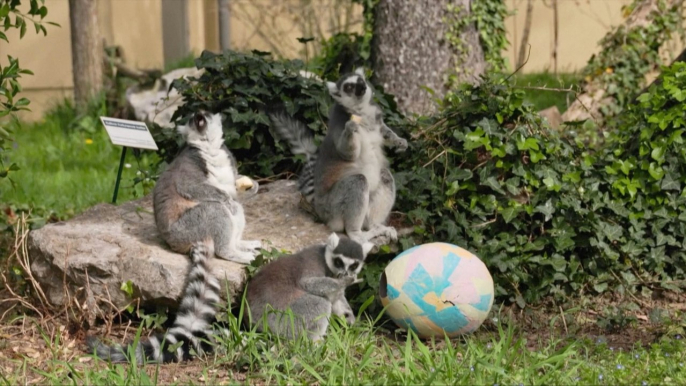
[28,180,405,317]
[539,105,563,130]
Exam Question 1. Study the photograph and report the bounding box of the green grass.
[514,72,581,113]
[0,99,160,220]
[1,308,685,385]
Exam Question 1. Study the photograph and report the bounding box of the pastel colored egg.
[379,242,494,338]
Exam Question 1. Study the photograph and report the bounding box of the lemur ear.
[326,233,340,250]
[326,81,338,95]
[354,67,366,77]
[362,242,375,258]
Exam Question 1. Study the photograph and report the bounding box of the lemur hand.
[344,120,360,134]
[394,137,408,152]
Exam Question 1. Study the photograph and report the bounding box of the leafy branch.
[0,0,56,184]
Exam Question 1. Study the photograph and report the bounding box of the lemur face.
[324,233,374,278]
[177,111,224,146]
[326,68,373,110]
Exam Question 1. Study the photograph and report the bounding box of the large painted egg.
[379,242,494,338]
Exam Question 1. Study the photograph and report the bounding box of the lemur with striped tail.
[269,68,408,245]
[86,112,258,363]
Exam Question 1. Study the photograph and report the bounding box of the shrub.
[392,76,592,306]
[164,50,686,308]
[589,62,686,295]
[162,49,406,178]
[161,49,330,177]
[389,66,686,305]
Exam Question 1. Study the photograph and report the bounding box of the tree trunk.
[69,0,103,112]
[372,0,485,115]
[551,0,559,74]
[516,0,534,69]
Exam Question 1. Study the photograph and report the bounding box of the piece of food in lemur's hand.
[350,114,362,124]
[236,176,254,191]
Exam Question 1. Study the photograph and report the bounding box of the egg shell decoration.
[379,242,494,339]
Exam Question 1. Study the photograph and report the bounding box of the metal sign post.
[99,117,158,204]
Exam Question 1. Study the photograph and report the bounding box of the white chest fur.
[198,146,237,198]
[355,120,387,191]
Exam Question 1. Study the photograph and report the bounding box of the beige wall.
[504,0,632,73]
[2,0,683,121]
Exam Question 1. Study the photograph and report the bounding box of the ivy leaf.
[452,168,473,180]
[648,162,665,180]
[483,176,506,195]
[651,146,666,163]
[529,150,545,163]
[499,206,520,223]
[661,172,681,191]
[600,222,623,242]
[594,282,608,293]
[535,199,555,222]
[550,256,567,272]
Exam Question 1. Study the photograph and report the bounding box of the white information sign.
[99,117,159,150]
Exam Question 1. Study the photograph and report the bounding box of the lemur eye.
[349,262,359,271]
[334,258,344,269]
[193,113,206,130]
[343,84,354,93]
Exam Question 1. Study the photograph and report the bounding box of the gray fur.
[244,233,373,341]
[153,112,261,264]
[269,68,408,244]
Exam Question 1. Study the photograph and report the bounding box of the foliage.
[589,61,686,295]
[577,0,683,121]
[0,0,56,185]
[165,49,407,179]
[351,0,378,62]
[445,0,509,83]
[163,49,330,177]
[313,0,377,80]
[392,75,591,305]
[469,0,509,71]
[389,65,686,305]
[166,47,686,306]
[313,32,366,81]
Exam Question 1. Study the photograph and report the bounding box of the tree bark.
[372,0,485,115]
[69,0,103,112]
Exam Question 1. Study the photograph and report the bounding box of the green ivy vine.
[579,0,684,121]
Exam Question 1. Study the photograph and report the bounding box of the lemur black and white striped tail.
[268,111,318,204]
[86,240,223,364]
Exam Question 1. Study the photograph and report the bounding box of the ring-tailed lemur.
[269,68,408,245]
[153,112,262,264]
[87,239,226,363]
[244,233,373,341]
